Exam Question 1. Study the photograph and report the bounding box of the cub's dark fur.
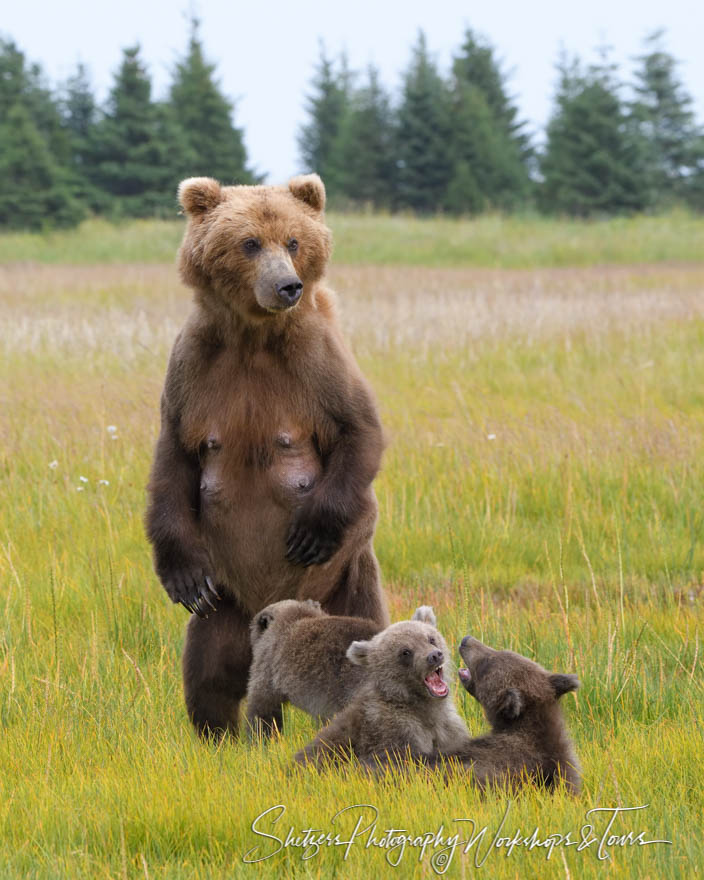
[247,603,437,738]
[294,618,471,768]
[436,637,581,794]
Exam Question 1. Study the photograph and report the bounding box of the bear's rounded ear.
[178,177,223,215]
[254,610,274,633]
[497,688,524,721]
[412,605,436,627]
[347,640,371,666]
[303,599,323,612]
[288,174,326,213]
[549,673,580,698]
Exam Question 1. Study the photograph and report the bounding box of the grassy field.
[0,208,703,267]
[0,217,702,878]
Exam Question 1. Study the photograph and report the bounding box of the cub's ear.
[288,174,326,213]
[497,688,524,721]
[412,605,437,627]
[178,177,223,214]
[303,599,322,612]
[549,673,580,698]
[347,640,372,666]
[254,610,274,633]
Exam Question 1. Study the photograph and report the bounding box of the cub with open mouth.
[435,636,581,793]
[246,602,438,739]
[294,617,471,769]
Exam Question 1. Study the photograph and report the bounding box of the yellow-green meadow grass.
[0,223,702,877]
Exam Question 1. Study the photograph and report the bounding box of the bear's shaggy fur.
[438,636,581,793]
[294,618,471,768]
[145,175,388,737]
[246,602,437,737]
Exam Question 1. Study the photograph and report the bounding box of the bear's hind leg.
[182,599,252,740]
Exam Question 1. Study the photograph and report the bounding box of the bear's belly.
[198,431,324,612]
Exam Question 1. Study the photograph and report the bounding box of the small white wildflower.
[106,425,117,434]
[79,475,89,483]
[98,479,110,486]
[110,434,119,440]
[487,433,497,440]
[48,460,58,469]
[76,486,84,492]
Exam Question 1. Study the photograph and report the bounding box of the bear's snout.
[275,276,303,307]
[427,649,443,667]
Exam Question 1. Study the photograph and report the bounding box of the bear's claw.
[164,568,220,618]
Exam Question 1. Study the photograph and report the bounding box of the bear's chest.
[199,425,321,505]
[181,346,324,508]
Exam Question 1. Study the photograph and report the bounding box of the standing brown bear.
[145,174,388,738]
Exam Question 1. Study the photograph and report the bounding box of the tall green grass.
[1,209,703,267]
[0,260,701,877]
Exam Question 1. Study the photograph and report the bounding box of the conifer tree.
[540,53,647,216]
[452,29,532,166]
[90,45,189,216]
[0,38,70,165]
[443,84,496,214]
[168,18,255,183]
[59,62,101,207]
[298,45,351,194]
[0,102,83,229]
[61,63,95,158]
[631,30,704,208]
[448,29,532,211]
[0,39,82,228]
[333,66,396,208]
[395,32,452,213]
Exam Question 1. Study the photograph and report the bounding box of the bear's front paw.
[285,505,344,567]
[162,566,221,618]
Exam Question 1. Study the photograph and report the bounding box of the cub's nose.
[427,649,444,667]
[275,276,303,307]
[461,636,471,649]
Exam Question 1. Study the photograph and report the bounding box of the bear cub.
[294,617,471,768]
[441,636,581,793]
[246,601,436,738]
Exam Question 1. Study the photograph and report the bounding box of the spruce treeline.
[1,23,703,229]
[300,29,704,216]
[0,20,256,229]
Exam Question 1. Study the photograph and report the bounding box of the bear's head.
[177,175,332,321]
[250,598,324,650]
[347,620,450,703]
[458,636,579,730]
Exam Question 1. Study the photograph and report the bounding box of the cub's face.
[347,621,450,703]
[458,637,579,728]
[177,175,331,320]
[250,598,323,650]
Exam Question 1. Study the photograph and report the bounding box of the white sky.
[5,0,704,183]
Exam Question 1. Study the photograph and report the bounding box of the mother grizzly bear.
[146,174,389,738]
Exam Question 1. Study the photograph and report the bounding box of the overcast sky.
[5,0,704,183]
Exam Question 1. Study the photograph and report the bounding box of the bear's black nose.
[461,636,471,649]
[427,649,443,667]
[276,277,303,307]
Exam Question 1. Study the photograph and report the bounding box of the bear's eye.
[428,636,437,646]
[243,238,261,255]
[287,238,299,253]
[400,648,412,663]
